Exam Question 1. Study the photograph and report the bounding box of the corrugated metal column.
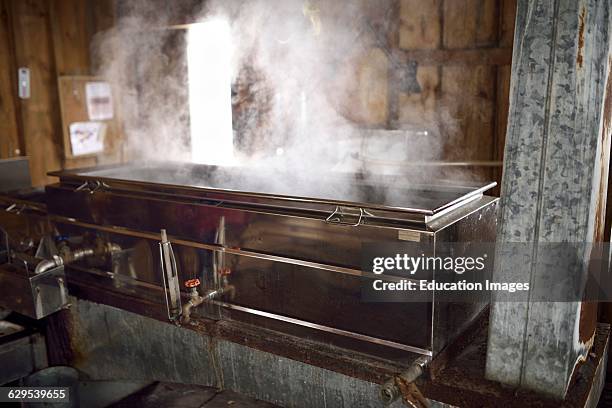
[486,0,611,399]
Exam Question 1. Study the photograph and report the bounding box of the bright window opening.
[187,19,234,165]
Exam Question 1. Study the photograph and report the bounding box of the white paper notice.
[69,122,106,156]
[85,81,113,120]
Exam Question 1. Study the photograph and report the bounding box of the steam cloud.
[91,0,477,204]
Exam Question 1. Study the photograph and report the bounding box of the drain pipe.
[380,355,430,407]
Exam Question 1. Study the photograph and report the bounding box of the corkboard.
[57,75,120,159]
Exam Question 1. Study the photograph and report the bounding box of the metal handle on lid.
[5,202,45,216]
[75,180,105,194]
[5,203,22,214]
[325,206,369,227]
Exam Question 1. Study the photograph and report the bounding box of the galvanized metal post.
[486,0,611,399]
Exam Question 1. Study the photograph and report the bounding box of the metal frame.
[48,163,496,225]
[37,163,499,360]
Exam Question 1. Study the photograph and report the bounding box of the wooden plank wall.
[0,0,515,187]
[49,1,93,169]
[0,0,116,186]
[9,0,63,187]
[398,0,517,188]
[0,1,22,159]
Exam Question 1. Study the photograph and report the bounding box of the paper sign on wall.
[69,122,106,156]
[85,81,113,120]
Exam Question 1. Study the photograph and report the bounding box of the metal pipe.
[180,290,204,325]
[180,284,235,325]
[64,248,95,263]
[379,355,430,405]
[34,241,121,275]
[34,255,64,274]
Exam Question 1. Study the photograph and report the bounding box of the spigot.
[185,278,201,293]
[180,277,235,325]
[185,278,201,300]
[180,278,204,325]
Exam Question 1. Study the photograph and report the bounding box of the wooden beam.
[397,47,512,66]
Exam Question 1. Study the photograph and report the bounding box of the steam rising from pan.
[91,0,477,200]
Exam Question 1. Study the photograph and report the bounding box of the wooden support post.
[486,0,611,399]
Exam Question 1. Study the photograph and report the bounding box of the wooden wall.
[397,0,516,186]
[0,0,516,187]
[0,0,115,187]
[0,1,22,161]
[328,0,516,188]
